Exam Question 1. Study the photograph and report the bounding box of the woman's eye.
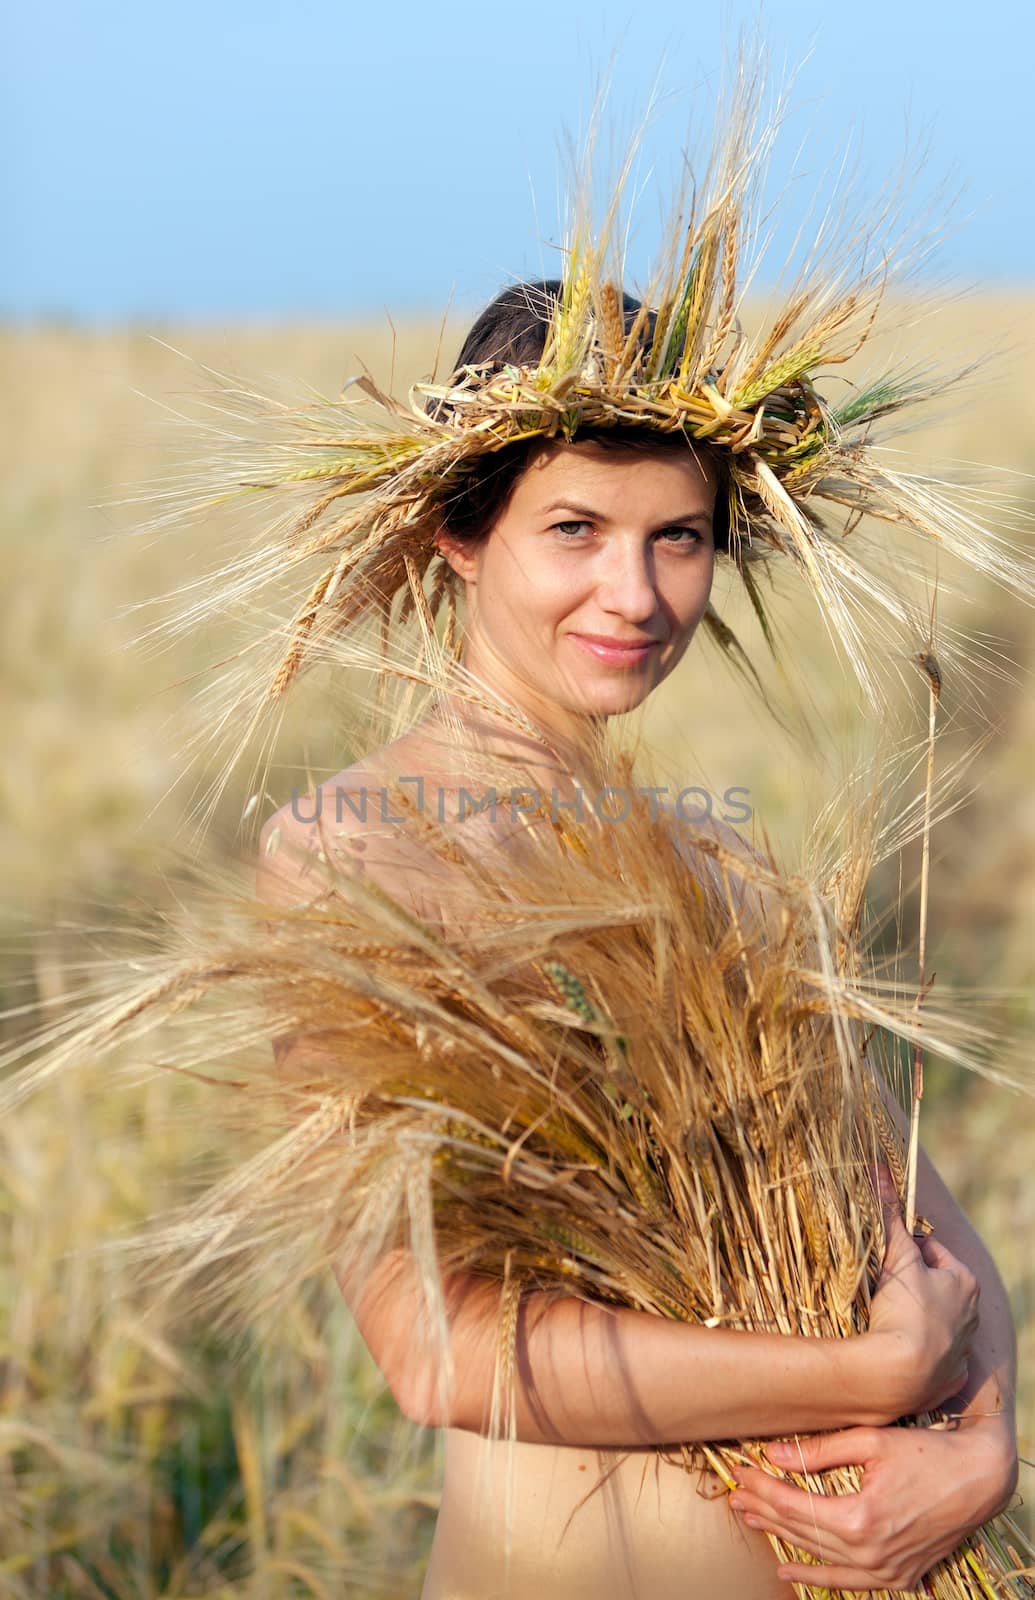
[657,526,703,546]
[550,521,705,545]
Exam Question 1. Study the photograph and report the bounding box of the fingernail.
[764,1441,790,1462]
[728,1493,744,1511]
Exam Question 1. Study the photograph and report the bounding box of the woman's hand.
[728,1166,1014,1592]
[728,1413,1019,1592]
[863,1167,980,1420]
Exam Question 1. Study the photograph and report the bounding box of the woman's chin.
[567,678,654,717]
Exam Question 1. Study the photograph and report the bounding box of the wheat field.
[1,301,1032,1594]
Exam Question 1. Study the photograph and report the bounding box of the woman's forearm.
[343,1249,903,1447]
[450,1282,891,1445]
[915,1139,1017,1430]
[879,1069,1018,1434]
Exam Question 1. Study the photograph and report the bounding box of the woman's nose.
[594,540,659,622]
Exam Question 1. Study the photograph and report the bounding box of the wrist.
[946,1379,1016,1430]
[944,1369,1017,1439]
[958,1410,1020,1515]
[836,1330,905,1427]
[956,1405,1017,1463]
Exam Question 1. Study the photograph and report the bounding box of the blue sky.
[4,0,1033,322]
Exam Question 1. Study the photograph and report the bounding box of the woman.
[256,281,1020,1599]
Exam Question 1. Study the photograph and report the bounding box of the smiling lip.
[569,632,662,666]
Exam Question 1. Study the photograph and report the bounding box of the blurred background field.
[1,301,1033,1595]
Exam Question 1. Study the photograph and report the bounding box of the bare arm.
[730,1124,1019,1591]
[336,1224,965,1444]
[888,1090,1017,1445]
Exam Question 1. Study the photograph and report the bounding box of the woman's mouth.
[568,633,660,667]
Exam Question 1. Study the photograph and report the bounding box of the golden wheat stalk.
[906,635,943,1234]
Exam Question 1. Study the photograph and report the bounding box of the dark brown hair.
[436,279,729,552]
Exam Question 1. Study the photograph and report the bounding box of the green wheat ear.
[543,958,597,1021]
[542,959,630,1068]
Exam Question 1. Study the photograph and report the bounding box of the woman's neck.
[419,689,607,812]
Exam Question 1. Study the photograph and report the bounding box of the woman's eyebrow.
[540,501,710,524]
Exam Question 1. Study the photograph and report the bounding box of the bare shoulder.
[704,812,771,880]
[255,741,445,921]
[655,798,780,933]
[657,798,762,870]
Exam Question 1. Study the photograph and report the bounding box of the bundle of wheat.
[6,715,1029,1599]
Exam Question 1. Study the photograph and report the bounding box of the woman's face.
[436,439,718,725]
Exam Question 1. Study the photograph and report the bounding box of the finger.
[879,1198,923,1271]
[882,1200,915,1245]
[872,1161,901,1231]
[731,1482,877,1551]
[918,1234,956,1270]
[873,1161,899,1208]
[775,1562,882,1590]
[763,1428,881,1475]
[733,1501,854,1563]
[732,1494,828,1543]
[731,1473,846,1528]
